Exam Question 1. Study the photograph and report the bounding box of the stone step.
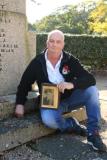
[0,113,54,152]
[0,108,86,152]
[0,90,87,152]
[0,91,87,121]
[0,92,39,120]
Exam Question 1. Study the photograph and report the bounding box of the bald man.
[15,30,106,152]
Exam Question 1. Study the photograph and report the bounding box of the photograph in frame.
[41,83,60,109]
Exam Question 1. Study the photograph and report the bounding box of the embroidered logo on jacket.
[62,65,70,75]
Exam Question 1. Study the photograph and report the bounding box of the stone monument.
[0,0,36,96]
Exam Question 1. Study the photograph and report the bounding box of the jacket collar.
[60,50,70,64]
[39,49,70,80]
[39,49,49,81]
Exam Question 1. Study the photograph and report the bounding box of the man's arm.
[15,58,37,117]
[70,57,96,89]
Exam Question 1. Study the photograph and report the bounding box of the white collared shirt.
[45,51,65,84]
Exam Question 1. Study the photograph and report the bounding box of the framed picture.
[40,83,60,109]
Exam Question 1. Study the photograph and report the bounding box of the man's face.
[46,33,64,56]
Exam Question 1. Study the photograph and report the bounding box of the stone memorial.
[0,0,36,96]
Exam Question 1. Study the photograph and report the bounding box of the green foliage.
[28,23,36,31]
[29,1,107,35]
[64,34,107,57]
[36,33,47,53]
[88,0,107,34]
[36,33,107,69]
[33,3,96,34]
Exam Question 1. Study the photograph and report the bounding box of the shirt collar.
[45,50,63,63]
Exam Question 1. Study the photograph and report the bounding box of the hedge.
[36,33,107,69]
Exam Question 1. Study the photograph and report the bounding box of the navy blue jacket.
[16,50,96,105]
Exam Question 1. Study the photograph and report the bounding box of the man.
[15,30,106,152]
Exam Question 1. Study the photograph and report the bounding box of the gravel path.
[1,145,55,160]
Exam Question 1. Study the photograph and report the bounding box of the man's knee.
[84,86,99,100]
[40,109,58,129]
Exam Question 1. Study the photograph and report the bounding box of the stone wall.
[0,0,36,96]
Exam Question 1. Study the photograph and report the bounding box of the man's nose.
[53,41,57,46]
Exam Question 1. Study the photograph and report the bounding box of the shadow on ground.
[28,133,107,160]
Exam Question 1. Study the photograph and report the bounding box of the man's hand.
[15,104,24,118]
[57,82,74,93]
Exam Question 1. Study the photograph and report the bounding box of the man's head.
[46,30,64,56]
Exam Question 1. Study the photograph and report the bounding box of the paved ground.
[1,75,107,160]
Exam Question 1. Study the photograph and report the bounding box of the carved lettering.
[0,6,11,23]
[0,28,18,72]
[1,49,4,52]
[3,39,6,42]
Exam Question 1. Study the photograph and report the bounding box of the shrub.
[36,33,107,69]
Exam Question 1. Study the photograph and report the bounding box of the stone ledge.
[0,108,87,152]
[0,114,54,152]
[0,92,39,120]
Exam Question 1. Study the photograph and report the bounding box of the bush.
[36,33,107,69]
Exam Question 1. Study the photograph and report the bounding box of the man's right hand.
[15,104,24,118]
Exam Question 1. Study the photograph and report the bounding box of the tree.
[29,1,97,34]
[88,0,107,34]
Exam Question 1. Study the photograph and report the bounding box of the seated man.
[15,29,106,152]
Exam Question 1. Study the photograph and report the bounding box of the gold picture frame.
[40,83,60,109]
